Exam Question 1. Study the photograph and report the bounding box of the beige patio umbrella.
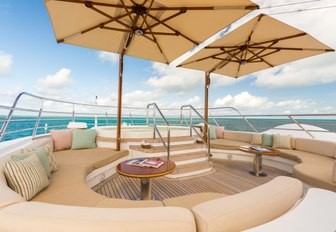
[179,14,334,138]
[44,0,259,150]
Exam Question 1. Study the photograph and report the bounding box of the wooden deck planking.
[93,159,290,201]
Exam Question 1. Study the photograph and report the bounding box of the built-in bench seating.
[211,130,336,192]
[0,136,305,232]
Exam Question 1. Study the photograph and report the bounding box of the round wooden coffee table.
[238,146,280,177]
[116,158,175,200]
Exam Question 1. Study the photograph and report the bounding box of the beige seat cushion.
[278,149,333,165]
[294,163,336,192]
[0,202,196,232]
[163,192,225,209]
[31,148,162,208]
[333,161,336,183]
[191,176,303,232]
[210,139,250,150]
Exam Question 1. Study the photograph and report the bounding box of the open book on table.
[127,158,164,168]
[249,146,271,152]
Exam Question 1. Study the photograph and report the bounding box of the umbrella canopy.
[179,14,334,77]
[45,0,258,64]
[178,14,334,141]
[44,0,259,150]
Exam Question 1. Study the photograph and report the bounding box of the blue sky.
[1,0,336,114]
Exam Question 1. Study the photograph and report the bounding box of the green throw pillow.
[209,126,217,140]
[262,133,273,147]
[11,147,51,178]
[71,129,97,150]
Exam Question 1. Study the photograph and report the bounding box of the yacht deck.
[93,159,290,200]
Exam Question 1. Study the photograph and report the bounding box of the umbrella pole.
[204,72,210,142]
[116,54,124,151]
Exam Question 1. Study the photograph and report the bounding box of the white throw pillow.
[272,134,292,149]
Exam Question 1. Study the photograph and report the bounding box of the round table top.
[238,145,280,156]
[116,158,176,178]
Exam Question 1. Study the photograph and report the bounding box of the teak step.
[129,143,205,153]
[170,161,212,175]
[169,151,207,162]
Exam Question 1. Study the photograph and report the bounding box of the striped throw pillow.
[23,144,58,172]
[251,133,262,145]
[3,154,49,200]
[272,134,292,149]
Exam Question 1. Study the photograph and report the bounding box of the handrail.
[180,105,211,160]
[207,106,258,133]
[146,103,170,160]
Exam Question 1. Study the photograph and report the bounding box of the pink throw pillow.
[50,129,72,151]
[215,126,224,139]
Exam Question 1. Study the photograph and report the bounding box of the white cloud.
[34,68,74,96]
[213,91,336,114]
[167,96,201,109]
[211,73,243,87]
[98,51,119,65]
[146,63,204,95]
[0,51,13,76]
[253,54,336,89]
[214,92,272,109]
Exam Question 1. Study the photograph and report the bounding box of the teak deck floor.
[93,159,290,200]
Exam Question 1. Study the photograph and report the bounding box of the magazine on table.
[249,146,271,152]
[127,158,164,168]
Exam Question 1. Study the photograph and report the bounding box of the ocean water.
[1,116,336,142]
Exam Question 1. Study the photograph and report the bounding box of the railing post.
[167,127,170,160]
[153,109,156,139]
[72,104,75,122]
[189,108,192,137]
[129,113,134,125]
[0,92,26,141]
[288,115,314,138]
[207,129,211,160]
[33,108,43,139]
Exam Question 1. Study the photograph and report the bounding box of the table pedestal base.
[140,178,153,200]
[250,154,267,177]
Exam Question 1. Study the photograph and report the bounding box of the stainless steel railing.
[146,103,170,160]
[180,105,211,160]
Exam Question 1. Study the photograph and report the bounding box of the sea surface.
[1,115,336,142]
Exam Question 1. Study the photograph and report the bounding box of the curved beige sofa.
[211,130,336,191]
[0,137,304,232]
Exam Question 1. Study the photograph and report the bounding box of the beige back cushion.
[223,130,252,143]
[191,176,303,232]
[295,138,336,158]
[333,161,336,183]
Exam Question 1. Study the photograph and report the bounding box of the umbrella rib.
[146,13,198,45]
[141,15,169,64]
[250,49,280,62]
[250,32,307,47]
[249,46,333,52]
[120,0,134,23]
[88,5,131,29]
[57,13,129,43]
[247,48,274,67]
[179,51,227,67]
[149,5,259,11]
[53,0,131,9]
[101,26,132,33]
[247,41,278,62]
[145,10,187,32]
[140,0,155,28]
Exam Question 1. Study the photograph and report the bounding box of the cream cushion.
[3,154,49,201]
[294,138,336,158]
[191,176,303,232]
[333,161,336,183]
[0,202,196,232]
[210,139,250,150]
[272,134,292,149]
[163,192,225,209]
[223,130,252,143]
[51,129,72,151]
[251,133,262,145]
